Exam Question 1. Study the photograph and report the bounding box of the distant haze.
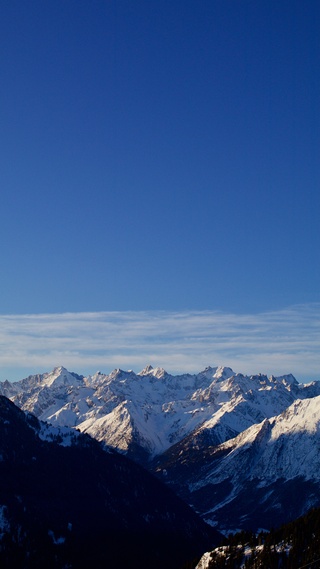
[0,304,319,383]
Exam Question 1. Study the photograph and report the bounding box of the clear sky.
[0,1,319,381]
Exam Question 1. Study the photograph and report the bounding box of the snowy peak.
[197,366,235,383]
[139,364,154,375]
[214,366,235,379]
[41,366,84,388]
[138,365,168,378]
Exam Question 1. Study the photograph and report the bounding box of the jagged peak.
[109,368,124,376]
[41,366,83,388]
[198,365,218,379]
[138,365,168,379]
[52,366,68,374]
[199,366,234,381]
[151,367,168,379]
[138,364,154,376]
[214,366,235,380]
[203,365,217,373]
[278,373,298,386]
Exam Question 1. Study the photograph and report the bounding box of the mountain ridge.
[1,364,317,461]
[2,365,320,534]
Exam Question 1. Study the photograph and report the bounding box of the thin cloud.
[0,304,319,382]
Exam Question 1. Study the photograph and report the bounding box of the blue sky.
[0,1,319,381]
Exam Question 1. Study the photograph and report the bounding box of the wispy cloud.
[0,304,319,382]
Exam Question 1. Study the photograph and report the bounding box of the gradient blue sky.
[0,1,319,381]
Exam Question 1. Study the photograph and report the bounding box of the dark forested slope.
[0,396,219,569]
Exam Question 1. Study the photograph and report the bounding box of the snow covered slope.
[1,365,319,465]
[157,395,320,533]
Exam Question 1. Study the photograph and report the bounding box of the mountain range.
[1,364,320,535]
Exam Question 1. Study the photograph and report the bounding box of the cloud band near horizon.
[0,303,319,382]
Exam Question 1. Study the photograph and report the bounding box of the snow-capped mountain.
[1,365,317,464]
[2,364,320,535]
[156,395,320,533]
